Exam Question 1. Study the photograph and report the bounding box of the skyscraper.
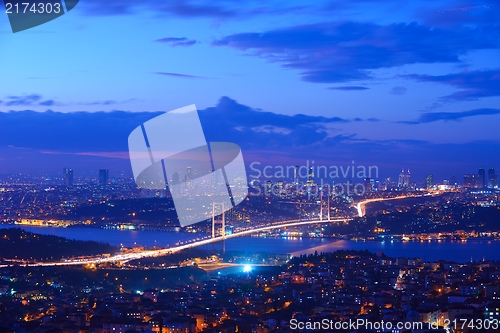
[488,167,497,188]
[463,174,476,188]
[63,168,74,186]
[172,172,180,184]
[364,178,373,193]
[405,169,410,188]
[99,169,109,186]
[478,167,486,188]
[398,169,405,188]
[450,175,457,188]
[308,167,314,184]
[293,166,299,185]
[384,177,391,191]
[266,180,272,195]
[426,174,433,189]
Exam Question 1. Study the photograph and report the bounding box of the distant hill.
[0,228,117,261]
[55,197,180,225]
[53,196,306,226]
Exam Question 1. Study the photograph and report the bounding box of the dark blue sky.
[0,0,499,182]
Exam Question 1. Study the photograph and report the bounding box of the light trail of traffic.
[1,194,436,268]
[355,193,433,217]
[1,218,349,267]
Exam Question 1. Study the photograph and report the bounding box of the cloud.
[78,0,299,18]
[325,0,500,29]
[401,108,500,124]
[390,86,407,95]
[328,86,369,91]
[1,97,500,180]
[198,97,388,151]
[251,125,292,135]
[403,69,500,101]
[213,21,500,83]
[78,99,137,106]
[154,72,208,79]
[0,95,139,108]
[418,0,500,28]
[0,96,354,155]
[39,100,57,106]
[154,37,198,47]
[41,150,131,159]
[0,94,57,107]
[0,110,162,152]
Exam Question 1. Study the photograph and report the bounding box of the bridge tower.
[211,202,226,239]
[327,194,331,221]
[211,202,226,254]
[319,190,323,221]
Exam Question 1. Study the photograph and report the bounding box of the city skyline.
[1,1,500,181]
[4,163,497,191]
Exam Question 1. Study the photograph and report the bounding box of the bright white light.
[243,265,252,273]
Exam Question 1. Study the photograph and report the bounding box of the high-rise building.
[293,166,299,185]
[186,166,192,182]
[99,169,109,186]
[478,167,486,188]
[450,175,457,188]
[172,172,180,184]
[266,180,272,195]
[364,178,372,193]
[488,167,497,188]
[404,169,410,188]
[398,169,405,188]
[384,177,391,191]
[463,174,476,188]
[308,167,314,184]
[426,174,433,189]
[63,168,74,186]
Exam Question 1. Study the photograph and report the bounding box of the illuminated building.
[364,178,372,193]
[276,181,285,197]
[266,180,272,195]
[398,169,410,189]
[485,302,500,321]
[99,169,109,185]
[450,175,457,188]
[463,174,476,188]
[478,167,486,188]
[172,172,180,184]
[398,169,405,188]
[426,174,433,189]
[276,181,284,190]
[307,167,314,184]
[171,172,181,196]
[488,167,497,188]
[405,169,410,188]
[384,177,391,191]
[63,168,74,186]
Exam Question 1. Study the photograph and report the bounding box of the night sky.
[0,0,499,182]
